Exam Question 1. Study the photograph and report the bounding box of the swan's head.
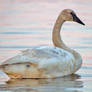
[61,9,85,25]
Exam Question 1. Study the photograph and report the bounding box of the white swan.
[0,9,85,79]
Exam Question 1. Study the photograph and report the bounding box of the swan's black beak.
[71,12,85,25]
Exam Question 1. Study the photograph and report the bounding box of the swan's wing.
[2,46,74,67]
[2,48,44,65]
[2,47,58,65]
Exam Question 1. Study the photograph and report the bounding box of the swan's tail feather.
[0,70,10,82]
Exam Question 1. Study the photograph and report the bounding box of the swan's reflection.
[0,74,83,92]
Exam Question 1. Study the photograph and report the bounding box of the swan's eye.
[70,12,75,19]
[26,64,30,68]
[70,12,73,15]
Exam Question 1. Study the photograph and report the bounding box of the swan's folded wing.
[1,47,75,67]
[1,50,34,65]
[1,48,52,65]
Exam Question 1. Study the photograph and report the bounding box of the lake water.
[0,0,92,92]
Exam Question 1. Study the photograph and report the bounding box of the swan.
[0,9,85,79]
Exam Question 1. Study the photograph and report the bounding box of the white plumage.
[1,46,81,78]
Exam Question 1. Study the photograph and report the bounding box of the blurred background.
[0,0,92,92]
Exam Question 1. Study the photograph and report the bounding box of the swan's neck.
[52,13,71,52]
[52,13,81,62]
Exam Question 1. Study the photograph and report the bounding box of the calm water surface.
[0,0,92,92]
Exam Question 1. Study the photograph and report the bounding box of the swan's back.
[2,46,74,66]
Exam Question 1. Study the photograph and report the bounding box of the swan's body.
[0,9,85,79]
[0,46,81,78]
